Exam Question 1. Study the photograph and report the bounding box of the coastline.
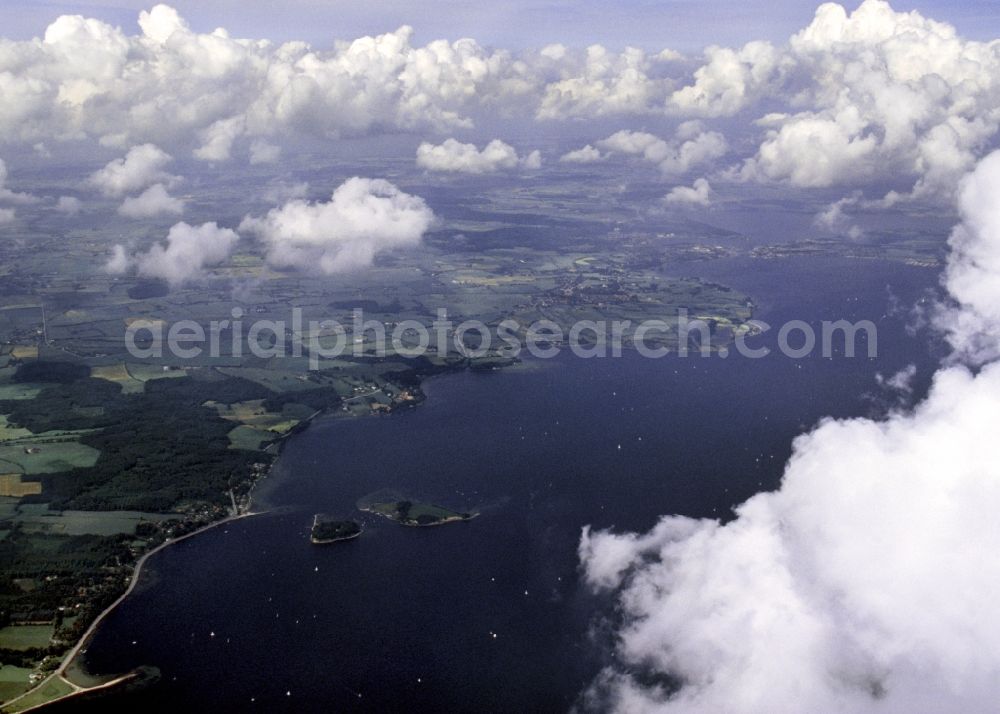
[2,511,262,713]
[310,529,362,544]
[1,404,315,712]
[60,512,261,676]
[309,514,362,544]
[2,358,503,711]
[361,506,479,528]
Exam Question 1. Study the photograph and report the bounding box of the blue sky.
[2,0,999,50]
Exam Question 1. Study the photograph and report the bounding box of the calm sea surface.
[59,258,939,712]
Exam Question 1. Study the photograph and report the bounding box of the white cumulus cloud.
[0,160,36,205]
[416,138,540,174]
[88,144,176,198]
[536,44,677,120]
[240,177,434,274]
[0,2,996,202]
[249,140,281,165]
[118,184,184,219]
[0,8,543,149]
[521,149,542,171]
[559,145,605,164]
[669,41,787,118]
[664,178,712,206]
[579,150,1000,714]
[111,221,239,285]
[595,123,728,176]
[701,0,1000,198]
[104,244,131,274]
[815,194,864,239]
[55,196,82,215]
[194,116,245,162]
[935,151,1000,364]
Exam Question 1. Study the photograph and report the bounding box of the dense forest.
[1,365,295,511]
[311,519,361,542]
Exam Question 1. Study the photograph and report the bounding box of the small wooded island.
[363,499,475,527]
[310,515,362,544]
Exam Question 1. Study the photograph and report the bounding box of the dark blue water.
[62,258,939,712]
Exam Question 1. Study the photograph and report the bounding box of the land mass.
[362,498,475,527]
[0,354,486,711]
[0,185,760,708]
[310,516,361,544]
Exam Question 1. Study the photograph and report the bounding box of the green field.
[215,366,337,393]
[0,385,43,402]
[206,400,300,433]
[0,498,19,520]
[207,399,304,451]
[0,425,97,446]
[10,509,171,537]
[0,666,33,702]
[226,425,274,451]
[0,417,31,442]
[90,364,145,394]
[124,363,188,383]
[0,624,54,650]
[0,442,100,475]
[2,675,74,712]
